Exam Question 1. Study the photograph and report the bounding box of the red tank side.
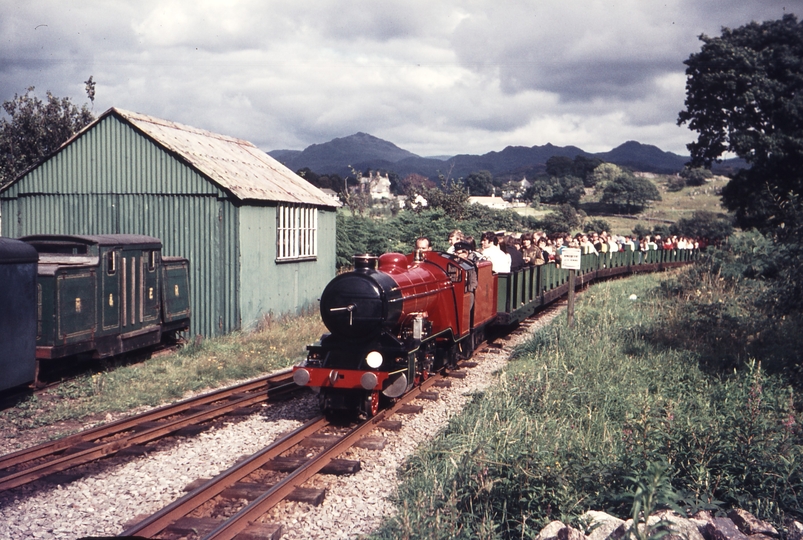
[378,253,460,336]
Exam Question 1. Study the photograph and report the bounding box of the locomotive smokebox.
[319,263,403,341]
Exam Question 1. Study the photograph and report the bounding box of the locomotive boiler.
[293,251,496,416]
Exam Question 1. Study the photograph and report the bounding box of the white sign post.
[561,248,581,327]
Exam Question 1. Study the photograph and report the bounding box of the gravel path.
[0,307,560,539]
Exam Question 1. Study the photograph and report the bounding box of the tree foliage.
[464,170,494,196]
[544,156,574,178]
[540,204,586,235]
[399,173,435,196]
[546,155,604,187]
[526,175,585,207]
[420,178,470,220]
[584,218,611,234]
[601,174,661,213]
[0,87,95,188]
[671,210,733,243]
[678,14,803,234]
[679,166,713,187]
[589,163,625,192]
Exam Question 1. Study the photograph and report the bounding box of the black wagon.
[0,238,39,392]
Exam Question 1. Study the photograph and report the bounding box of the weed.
[622,461,683,540]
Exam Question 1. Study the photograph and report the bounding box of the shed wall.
[238,206,336,329]
[0,113,335,338]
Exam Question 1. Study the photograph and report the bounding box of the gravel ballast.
[0,309,559,539]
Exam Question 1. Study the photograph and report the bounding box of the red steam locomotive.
[292,250,497,417]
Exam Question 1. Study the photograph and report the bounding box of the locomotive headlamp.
[366,351,383,369]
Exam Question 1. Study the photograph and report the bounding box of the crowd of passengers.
[415,229,705,274]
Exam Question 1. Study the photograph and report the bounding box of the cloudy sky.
[1,1,796,157]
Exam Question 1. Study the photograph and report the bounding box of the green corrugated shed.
[0,107,340,337]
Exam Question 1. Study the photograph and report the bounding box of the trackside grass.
[2,313,326,432]
[370,270,802,540]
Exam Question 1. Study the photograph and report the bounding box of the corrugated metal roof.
[69,107,339,207]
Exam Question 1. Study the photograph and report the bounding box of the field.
[514,174,732,236]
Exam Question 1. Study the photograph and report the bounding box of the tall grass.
[371,272,802,539]
[3,312,326,430]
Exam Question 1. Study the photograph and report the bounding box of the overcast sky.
[1,1,796,157]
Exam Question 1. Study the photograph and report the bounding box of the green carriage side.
[22,234,190,360]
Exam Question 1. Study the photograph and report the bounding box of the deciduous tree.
[589,163,625,192]
[672,210,733,244]
[678,14,803,235]
[0,86,94,188]
[464,170,494,196]
[601,174,661,213]
[423,178,470,220]
[679,166,713,187]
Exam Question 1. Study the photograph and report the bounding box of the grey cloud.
[0,0,795,158]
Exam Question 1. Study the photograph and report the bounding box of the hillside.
[273,132,417,175]
[269,133,746,179]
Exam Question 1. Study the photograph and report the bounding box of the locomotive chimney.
[352,253,378,270]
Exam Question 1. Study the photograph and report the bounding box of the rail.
[0,369,297,491]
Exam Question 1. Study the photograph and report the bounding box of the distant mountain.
[596,141,688,174]
[268,149,301,161]
[269,133,745,179]
[270,132,417,175]
[448,143,590,179]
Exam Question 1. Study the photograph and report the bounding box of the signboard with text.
[561,248,582,270]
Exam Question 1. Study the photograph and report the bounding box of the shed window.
[277,204,317,261]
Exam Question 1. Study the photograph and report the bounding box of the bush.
[671,210,733,244]
[584,219,611,234]
[666,176,687,192]
[680,166,713,187]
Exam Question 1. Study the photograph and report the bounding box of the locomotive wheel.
[364,390,380,417]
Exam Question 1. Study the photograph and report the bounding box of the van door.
[102,248,120,332]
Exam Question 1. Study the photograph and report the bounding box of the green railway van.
[22,234,190,360]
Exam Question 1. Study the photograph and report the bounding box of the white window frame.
[276,204,318,261]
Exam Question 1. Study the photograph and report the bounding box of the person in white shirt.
[480,231,511,273]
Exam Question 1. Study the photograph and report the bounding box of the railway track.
[119,372,445,539]
[0,369,299,492]
[0,300,562,540]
